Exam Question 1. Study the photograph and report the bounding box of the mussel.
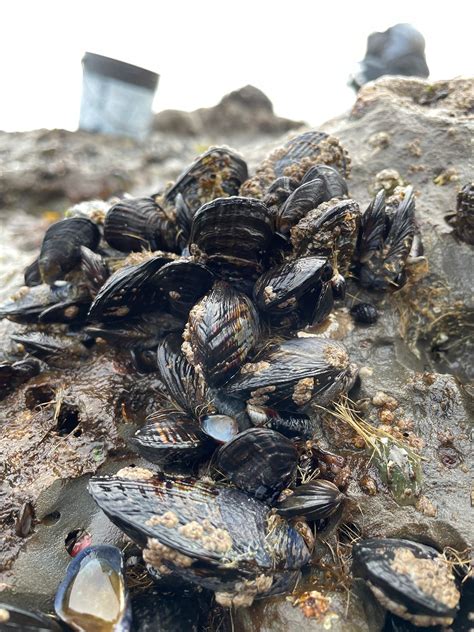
[215,427,298,502]
[24,258,42,287]
[189,197,273,276]
[356,188,417,291]
[241,131,351,198]
[132,411,213,466]
[153,259,214,317]
[352,538,460,627]
[253,256,333,327]
[39,217,100,284]
[54,544,131,631]
[448,181,474,245]
[0,358,41,400]
[350,302,378,324]
[182,282,260,388]
[291,198,361,274]
[276,480,345,521]
[0,603,63,631]
[80,246,110,297]
[276,165,348,234]
[88,473,310,606]
[247,405,316,439]
[200,414,240,444]
[104,197,178,253]
[225,337,357,410]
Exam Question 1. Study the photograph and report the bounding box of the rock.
[153,84,304,139]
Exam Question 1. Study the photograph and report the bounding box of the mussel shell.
[11,331,91,362]
[189,197,273,271]
[39,217,100,284]
[0,603,62,631]
[300,164,349,189]
[88,473,310,596]
[80,246,110,297]
[350,302,378,324]
[253,257,332,316]
[156,334,209,414]
[183,282,260,388]
[54,544,131,632]
[352,538,460,626]
[0,282,89,324]
[24,258,42,287]
[104,197,177,252]
[276,480,345,521]
[215,428,298,502]
[131,586,209,632]
[0,358,42,400]
[164,147,248,217]
[291,199,360,273]
[200,414,240,444]
[154,259,214,317]
[246,405,315,439]
[132,411,213,466]
[88,253,173,321]
[226,337,357,410]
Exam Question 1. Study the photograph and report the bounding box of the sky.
[1,0,472,132]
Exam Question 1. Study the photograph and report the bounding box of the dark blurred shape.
[153,85,304,137]
[79,52,159,139]
[350,23,429,90]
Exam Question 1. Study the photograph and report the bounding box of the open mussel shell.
[0,603,63,631]
[156,334,209,414]
[189,197,273,272]
[247,405,315,439]
[54,544,131,632]
[200,414,240,444]
[215,428,298,502]
[154,259,214,317]
[352,538,460,627]
[182,281,260,388]
[39,217,100,284]
[226,337,357,410]
[276,480,345,521]
[104,197,171,252]
[253,256,333,319]
[88,253,173,321]
[291,199,360,273]
[88,473,310,604]
[164,147,248,217]
[132,411,213,467]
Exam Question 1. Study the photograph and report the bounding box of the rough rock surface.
[0,77,472,629]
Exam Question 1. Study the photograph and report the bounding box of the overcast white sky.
[1,0,472,132]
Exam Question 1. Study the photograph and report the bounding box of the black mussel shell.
[132,411,213,466]
[154,259,214,317]
[164,147,248,218]
[80,246,109,297]
[352,538,460,627]
[263,176,299,218]
[226,337,357,410]
[276,165,348,235]
[247,405,316,439]
[24,258,42,287]
[0,358,41,400]
[331,273,346,300]
[276,480,345,521]
[291,199,360,274]
[54,544,131,632]
[350,302,378,324]
[0,603,63,631]
[11,331,91,363]
[189,197,273,272]
[182,281,260,388]
[39,217,100,284]
[88,473,310,604]
[88,253,174,321]
[253,257,333,320]
[104,197,177,252]
[215,428,298,502]
[0,282,89,324]
[85,312,184,350]
[357,188,416,292]
[451,181,474,245]
[156,334,209,415]
[240,131,351,198]
[200,414,240,443]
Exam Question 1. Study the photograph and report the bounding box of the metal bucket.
[79,52,159,140]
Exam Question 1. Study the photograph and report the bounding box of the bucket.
[79,52,159,140]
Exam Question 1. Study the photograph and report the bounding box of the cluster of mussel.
[0,131,461,630]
